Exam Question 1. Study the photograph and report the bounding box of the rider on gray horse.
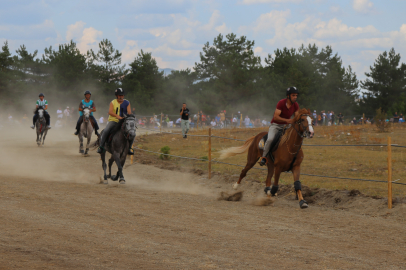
[31,93,51,129]
[259,87,300,166]
[97,88,135,155]
[74,90,100,136]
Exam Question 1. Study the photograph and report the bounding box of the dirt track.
[1,127,406,269]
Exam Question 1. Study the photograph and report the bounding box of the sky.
[1,0,406,80]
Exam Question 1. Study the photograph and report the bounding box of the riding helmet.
[115,88,125,96]
[84,90,92,96]
[286,87,299,96]
[39,93,44,97]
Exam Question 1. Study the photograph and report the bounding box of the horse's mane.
[293,108,310,122]
[279,108,311,146]
[110,114,136,135]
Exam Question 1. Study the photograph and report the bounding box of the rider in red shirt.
[259,87,300,166]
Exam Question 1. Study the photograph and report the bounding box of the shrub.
[200,156,208,160]
[159,146,171,160]
[375,108,391,133]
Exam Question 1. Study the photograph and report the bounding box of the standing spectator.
[232,115,238,127]
[201,112,206,127]
[262,119,267,127]
[57,107,63,119]
[393,112,400,123]
[244,115,251,128]
[99,116,105,126]
[64,106,70,123]
[331,111,335,125]
[312,110,317,126]
[219,110,225,127]
[215,114,221,124]
[22,114,28,123]
[210,119,216,127]
[180,103,190,138]
[322,111,327,125]
[206,115,211,126]
[338,112,344,125]
[399,113,404,123]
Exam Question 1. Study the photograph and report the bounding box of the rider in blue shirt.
[74,90,100,136]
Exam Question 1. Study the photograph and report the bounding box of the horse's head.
[82,107,91,122]
[294,109,314,138]
[123,114,137,140]
[38,108,44,119]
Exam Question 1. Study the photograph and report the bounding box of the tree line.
[0,33,405,118]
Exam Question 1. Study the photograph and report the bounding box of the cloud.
[352,0,375,14]
[66,21,103,53]
[241,0,302,4]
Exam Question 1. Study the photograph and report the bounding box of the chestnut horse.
[219,109,314,209]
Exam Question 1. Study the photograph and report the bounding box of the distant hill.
[159,68,175,76]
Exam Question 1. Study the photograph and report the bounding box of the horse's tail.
[90,136,100,150]
[219,136,256,160]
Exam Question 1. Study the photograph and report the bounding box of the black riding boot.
[74,116,82,135]
[259,157,267,166]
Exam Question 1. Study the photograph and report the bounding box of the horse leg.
[292,165,308,209]
[264,163,276,196]
[108,156,115,180]
[112,152,124,184]
[233,157,259,190]
[101,152,108,184]
[84,132,91,156]
[79,133,84,154]
[42,130,47,145]
[119,154,127,184]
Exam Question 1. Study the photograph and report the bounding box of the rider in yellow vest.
[97,88,134,155]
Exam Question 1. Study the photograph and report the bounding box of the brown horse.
[219,108,314,209]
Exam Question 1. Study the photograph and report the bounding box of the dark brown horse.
[219,109,314,209]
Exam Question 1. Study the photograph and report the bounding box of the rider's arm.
[78,102,83,111]
[180,108,184,116]
[127,104,131,115]
[108,102,123,120]
[92,101,96,113]
[273,109,294,124]
[44,105,48,110]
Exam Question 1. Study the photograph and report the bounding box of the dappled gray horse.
[78,107,94,156]
[35,107,48,146]
[93,114,136,184]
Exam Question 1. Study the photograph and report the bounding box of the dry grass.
[135,124,406,198]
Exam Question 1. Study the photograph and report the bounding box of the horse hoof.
[111,175,118,181]
[119,179,125,184]
[79,150,84,154]
[299,200,308,209]
[232,183,240,190]
[104,180,108,185]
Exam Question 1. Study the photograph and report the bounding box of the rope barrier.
[138,126,406,147]
[134,147,405,186]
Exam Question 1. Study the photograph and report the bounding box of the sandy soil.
[1,126,406,269]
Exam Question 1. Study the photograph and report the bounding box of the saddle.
[81,116,96,129]
[259,126,288,162]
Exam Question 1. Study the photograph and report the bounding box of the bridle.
[292,114,311,138]
[121,116,137,139]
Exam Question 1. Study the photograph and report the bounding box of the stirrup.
[259,157,268,166]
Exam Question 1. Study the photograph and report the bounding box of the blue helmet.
[84,90,92,96]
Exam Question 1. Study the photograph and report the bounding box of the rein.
[286,113,309,171]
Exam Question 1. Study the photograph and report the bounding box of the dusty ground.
[1,127,406,269]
